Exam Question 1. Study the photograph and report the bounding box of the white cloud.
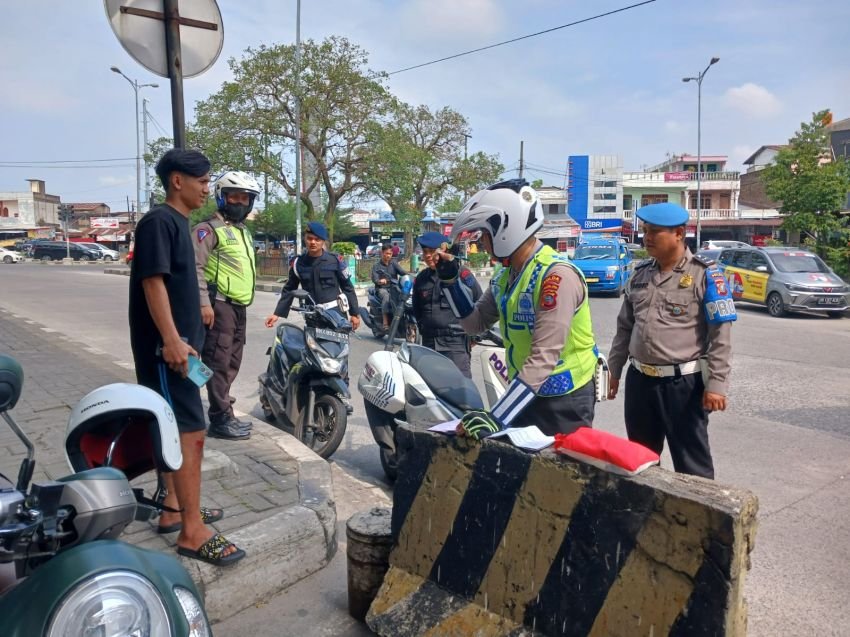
[724,83,782,118]
[398,0,504,43]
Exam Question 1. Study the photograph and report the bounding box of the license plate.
[816,297,841,306]
[585,277,600,283]
[315,328,349,342]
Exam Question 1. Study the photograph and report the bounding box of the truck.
[570,237,634,296]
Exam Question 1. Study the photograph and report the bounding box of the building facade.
[566,155,624,235]
[0,179,60,232]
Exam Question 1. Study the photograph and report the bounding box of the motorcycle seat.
[281,324,306,363]
[405,344,484,412]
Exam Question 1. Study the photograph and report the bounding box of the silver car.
[718,246,849,318]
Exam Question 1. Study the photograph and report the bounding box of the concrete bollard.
[346,507,392,622]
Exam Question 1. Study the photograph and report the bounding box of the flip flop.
[177,533,246,567]
[157,507,224,534]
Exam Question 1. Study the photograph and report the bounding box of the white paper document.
[427,419,460,434]
[489,426,554,451]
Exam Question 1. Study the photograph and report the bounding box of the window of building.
[623,195,633,211]
[594,193,617,200]
[688,193,713,209]
[545,203,566,216]
[640,194,668,206]
[593,180,618,188]
[592,205,617,214]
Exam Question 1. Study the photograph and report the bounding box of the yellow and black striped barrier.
[367,428,758,637]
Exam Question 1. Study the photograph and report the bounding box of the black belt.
[223,297,247,307]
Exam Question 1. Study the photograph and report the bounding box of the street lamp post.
[683,56,719,250]
[111,67,158,219]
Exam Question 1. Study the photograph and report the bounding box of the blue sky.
[3,0,848,212]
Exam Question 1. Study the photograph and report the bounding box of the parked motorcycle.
[0,354,211,636]
[359,275,419,343]
[258,289,351,459]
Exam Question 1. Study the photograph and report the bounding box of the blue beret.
[418,231,447,249]
[636,203,689,227]
[636,202,688,228]
[305,221,328,241]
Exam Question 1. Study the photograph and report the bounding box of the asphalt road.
[2,262,849,636]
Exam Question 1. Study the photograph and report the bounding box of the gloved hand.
[457,410,503,440]
[434,249,460,283]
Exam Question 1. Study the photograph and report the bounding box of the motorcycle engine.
[57,467,137,547]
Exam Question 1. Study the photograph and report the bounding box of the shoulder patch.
[196,228,210,243]
[692,253,714,268]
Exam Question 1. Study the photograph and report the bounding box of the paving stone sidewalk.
[0,306,337,623]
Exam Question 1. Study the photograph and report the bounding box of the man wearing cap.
[265,221,361,330]
[413,232,483,378]
[371,243,408,330]
[607,202,736,479]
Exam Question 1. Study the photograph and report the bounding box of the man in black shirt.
[371,243,408,329]
[129,148,244,566]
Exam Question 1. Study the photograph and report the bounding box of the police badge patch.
[197,228,209,243]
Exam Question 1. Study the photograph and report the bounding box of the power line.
[0,163,136,169]
[386,0,657,76]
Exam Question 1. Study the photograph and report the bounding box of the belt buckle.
[640,364,661,377]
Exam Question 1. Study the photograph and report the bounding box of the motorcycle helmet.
[65,383,182,480]
[214,170,261,222]
[450,178,543,259]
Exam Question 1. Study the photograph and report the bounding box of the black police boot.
[233,416,254,430]
[208,416,251,440]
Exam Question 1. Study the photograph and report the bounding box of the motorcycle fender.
[0,540,207,636]
[357,351,406,413]
[477,345,509,410]
[310,376,349,398]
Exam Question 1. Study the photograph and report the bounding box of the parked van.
[571,237,634,296]
[31,242,102,262]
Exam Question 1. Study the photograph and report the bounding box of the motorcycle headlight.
[47,571,170,637]
[306,334,345,374]
[174,586,211,637]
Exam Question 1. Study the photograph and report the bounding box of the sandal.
[177,533,246,566]
[157,507,224,534]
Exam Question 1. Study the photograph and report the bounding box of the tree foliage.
[360,101,503,248]
[763,110,850,246]
[191,37,390,242]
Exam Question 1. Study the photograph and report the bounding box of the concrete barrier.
[367,428,758,637]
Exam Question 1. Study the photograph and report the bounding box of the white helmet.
[450,179,543,258]
[214,171,261,221]
[65,383,182,478]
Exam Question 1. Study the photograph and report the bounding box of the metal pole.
[164,0,186,148]
[133,80,142,219]
[64,211,70,260]
[143,98,151,211]
[294,0,302,255]
[696,75,702,250]
[519,140,524,178]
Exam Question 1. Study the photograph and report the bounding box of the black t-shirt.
[129,204,204,379]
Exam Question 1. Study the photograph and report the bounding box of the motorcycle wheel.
[308,393,347,459]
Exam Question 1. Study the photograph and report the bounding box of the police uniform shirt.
[273,250,359,318]
[413,267,482,337]
[458,244,585,393]
[608,249,733,395]
[193,211,253,307]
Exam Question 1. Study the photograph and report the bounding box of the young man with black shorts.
[129,148,245,566]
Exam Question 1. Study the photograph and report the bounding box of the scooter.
[0,354,211,636]
[358,275,505,480]
[258,289,351,459]
[359,277,419,343]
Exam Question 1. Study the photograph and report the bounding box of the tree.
[531,178,544,189]
[361,101,503,249]
[436,194,464,213]
[190,37,390,242]
[763,110,850,253]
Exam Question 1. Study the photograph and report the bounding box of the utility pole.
[463,133,471,160]
[519,141,525,179]
[294,0,303,256]
[142,98,151,211]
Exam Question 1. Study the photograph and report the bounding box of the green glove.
[459,410,503,440]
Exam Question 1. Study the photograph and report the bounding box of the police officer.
[412,232,482,378]
[265,221,361,330]
[371,243,408,330]
[434,179,600,438]
[193,171,260,440]
[607,202,736,479]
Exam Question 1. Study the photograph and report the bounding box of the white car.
[0,247,23,264]
[78,242,120,261]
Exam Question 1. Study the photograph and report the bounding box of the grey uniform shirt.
[459,247,585,392]
[192,212,252,307]
[608,249,733,395]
